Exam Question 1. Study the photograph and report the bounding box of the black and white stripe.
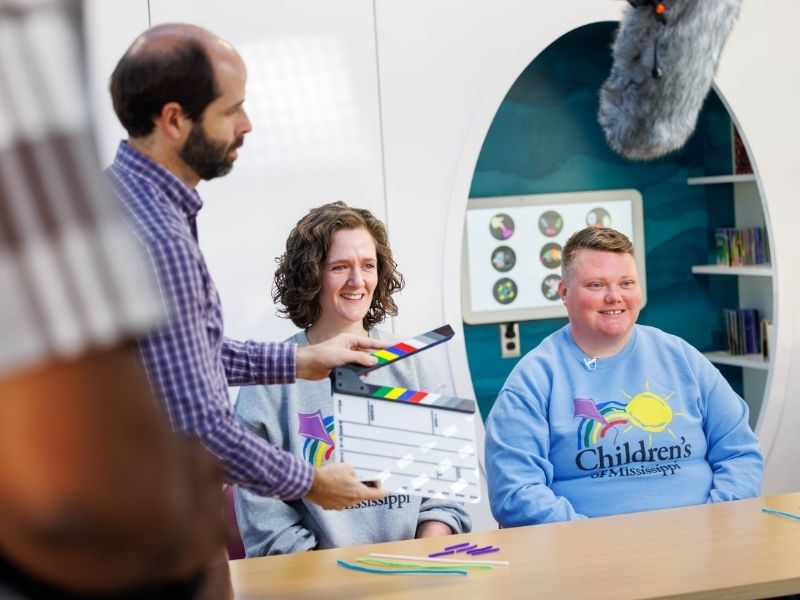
[0,0,162,376]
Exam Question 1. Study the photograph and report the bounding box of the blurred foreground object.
[0,1,224,597]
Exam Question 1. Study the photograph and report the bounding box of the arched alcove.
[468,22,754,420]
[442,5,798,492]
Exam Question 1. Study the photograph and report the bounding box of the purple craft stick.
[427,550,456,557]
[458,544,479,553]
[469,547,500,556]
[444,542,472,551]
[465,545,493,553]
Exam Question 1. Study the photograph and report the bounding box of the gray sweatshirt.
[233,329,471,556]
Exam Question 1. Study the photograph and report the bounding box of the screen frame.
[461,188,647,324]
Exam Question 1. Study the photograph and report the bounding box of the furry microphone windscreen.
[598,0,743,161]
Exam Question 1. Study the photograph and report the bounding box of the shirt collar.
[113,141,204,220]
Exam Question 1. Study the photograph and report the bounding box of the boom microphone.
[598,0,743,161]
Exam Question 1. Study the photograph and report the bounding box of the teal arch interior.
[466,21,742,419]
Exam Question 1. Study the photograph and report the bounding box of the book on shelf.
[733,126,753,175]
[723,308,761,355]
[761,319,774,360]
[715,229,731,265]
[713,227,769,267]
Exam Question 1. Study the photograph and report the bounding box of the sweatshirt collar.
[563,325,639,371]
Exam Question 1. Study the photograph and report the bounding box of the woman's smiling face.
[317,227,378,331]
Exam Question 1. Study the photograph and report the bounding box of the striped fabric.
[0,0,163,377]
[106,141,313,500]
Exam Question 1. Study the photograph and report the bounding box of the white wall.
[713,1,800,494]
[84,0,799,515]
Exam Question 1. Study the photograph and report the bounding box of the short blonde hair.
[561,227,634,281]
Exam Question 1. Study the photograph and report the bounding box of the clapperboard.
[331,325,481,503]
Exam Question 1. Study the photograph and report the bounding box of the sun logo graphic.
[573,380,685,448]
[297,410,336,466]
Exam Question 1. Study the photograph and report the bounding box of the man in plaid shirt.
[106,24,387,517]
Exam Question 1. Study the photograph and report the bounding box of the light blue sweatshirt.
[485,324,763,527]
[234,329,471,556]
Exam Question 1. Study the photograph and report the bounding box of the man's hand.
[296,333,387,380]
[304,463,386,509]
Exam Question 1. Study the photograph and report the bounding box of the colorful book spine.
[723,308,761,355]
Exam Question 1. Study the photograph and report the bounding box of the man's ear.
[157,102,191,141]
[558,278,568,304]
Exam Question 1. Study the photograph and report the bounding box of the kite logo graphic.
[298,410,336,466]
[573,380,686,449]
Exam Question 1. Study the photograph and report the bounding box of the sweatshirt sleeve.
[485,384,587,526]
[234,487,316,556]
[233,383,317,555]
[417,497,472,534]
[695,354,763,502]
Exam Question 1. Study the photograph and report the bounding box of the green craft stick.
[357,558,492,571]
[337,560,467,576]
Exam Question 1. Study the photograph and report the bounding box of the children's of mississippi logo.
[297,410,335,465]
[572,380,691,475]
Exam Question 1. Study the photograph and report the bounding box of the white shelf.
[691,264,772,276]
[703,351,770,371]
[687,174,756,185]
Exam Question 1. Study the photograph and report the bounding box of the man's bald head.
[110,24,236,138]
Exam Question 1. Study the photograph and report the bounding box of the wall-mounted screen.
[461,189,646,324]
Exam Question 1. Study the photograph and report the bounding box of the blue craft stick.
[444,542,472,551]
[428,550,456,557]
[469,547,500,556]
[336,560,467,576]
[762,507,800,521]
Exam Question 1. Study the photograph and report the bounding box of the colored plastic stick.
[458,544,479,553]
[762,507,800,521]
[428,550,455,557]
[444,542,473,551]
[336,560,467,576]
[357,558,491,571]
[467,546,494,554]
[469,547,500,556]
[369,552,510,566]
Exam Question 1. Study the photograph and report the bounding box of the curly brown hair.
[273,201,405,329]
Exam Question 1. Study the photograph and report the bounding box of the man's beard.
[179,121,243,181]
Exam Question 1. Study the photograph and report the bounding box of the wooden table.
[230,492,800,599]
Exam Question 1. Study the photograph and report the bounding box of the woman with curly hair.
[233,202,471,556]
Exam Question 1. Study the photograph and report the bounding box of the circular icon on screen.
[586,207,612,229]
[539,242,562,269]
[491,246,516,272]
[489,213,515,240]
[541,274,562,301]
[493,278,518,305]
[538,210,564,237]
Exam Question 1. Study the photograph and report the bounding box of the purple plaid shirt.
[106,141,313,499]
